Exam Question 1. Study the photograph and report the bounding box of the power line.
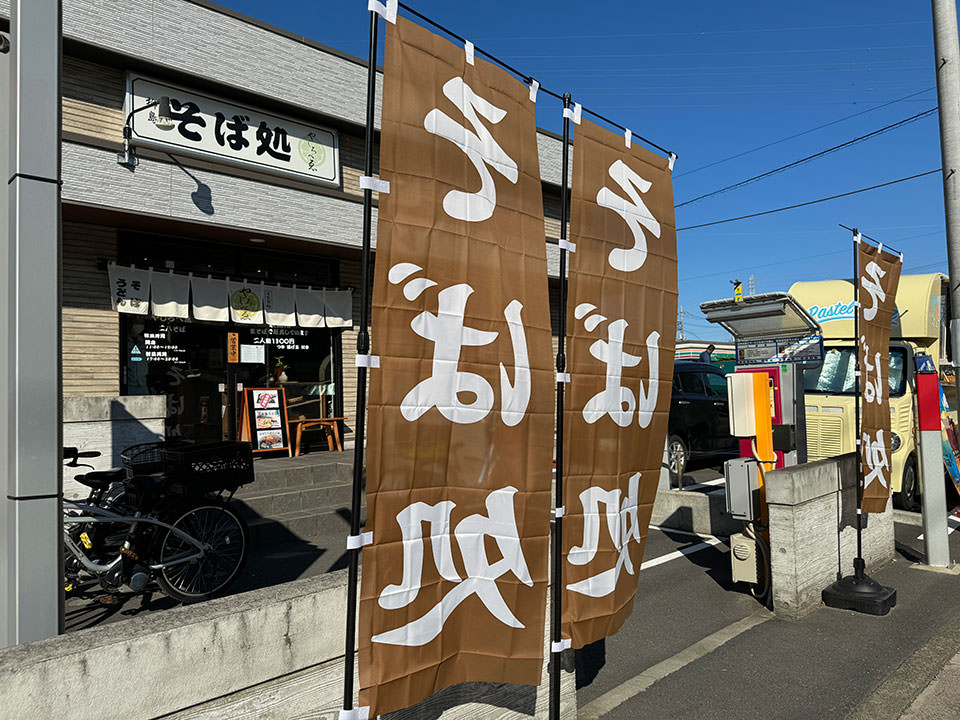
[475,19,928,42]
[677,169,941,232]
[676,107,937,208]
[504,43,929,60]
[675,86,937,178]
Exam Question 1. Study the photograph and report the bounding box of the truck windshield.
[803,347,907,397]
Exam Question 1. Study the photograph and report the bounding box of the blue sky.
[216,0,947,342]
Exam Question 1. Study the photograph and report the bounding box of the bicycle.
[62,441,255,604]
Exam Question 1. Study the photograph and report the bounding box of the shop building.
[4,0,566,487]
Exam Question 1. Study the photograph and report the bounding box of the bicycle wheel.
[154,502,249,604]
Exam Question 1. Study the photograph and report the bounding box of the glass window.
[703,371,729,398]
[803,346,908,397]
[677,371,705,394]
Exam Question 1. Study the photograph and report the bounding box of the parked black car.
[668,361,739,482]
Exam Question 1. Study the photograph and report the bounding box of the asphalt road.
[573,467,960,720]
[64,462,960,720]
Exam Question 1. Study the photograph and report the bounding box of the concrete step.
[245,505,366,546]
[243,454,354,495]
[235,481,354,519]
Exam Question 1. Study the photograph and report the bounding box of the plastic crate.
[120,442,166,478]
[163,441,255,495]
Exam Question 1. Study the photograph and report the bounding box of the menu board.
[239,387,291,453]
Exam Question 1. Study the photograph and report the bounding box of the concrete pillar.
[766,454,895,620]
[0,0,63,648]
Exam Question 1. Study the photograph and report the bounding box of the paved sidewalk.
[899,649,960,720]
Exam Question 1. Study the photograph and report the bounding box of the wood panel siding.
[62,57,124,146]
[62,222,120,396]
[339,133,378,199]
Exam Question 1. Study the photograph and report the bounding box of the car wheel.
[668,435,688,487]
[893,457,920,512]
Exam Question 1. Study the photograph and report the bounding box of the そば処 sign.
[126,75,340,187]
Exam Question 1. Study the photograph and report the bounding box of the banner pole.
[549,92,572,720]
[853,231,865,579]
[821,228,896,615]
[342,8,379,714]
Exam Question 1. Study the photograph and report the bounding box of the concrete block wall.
[0,571,575,720]
[766,453,896,620]
[61,395,165,498]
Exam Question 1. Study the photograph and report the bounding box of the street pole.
[1,0,63,648]
[917,364,951,567]
[932,0,960,389]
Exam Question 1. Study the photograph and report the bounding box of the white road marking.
[916,514,960,541]
[578,611,773,719]
[680,478,725,492]
[640,536,726,570]
[648,525,725,541]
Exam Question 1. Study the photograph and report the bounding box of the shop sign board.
[126,75,340,187]
[239,344,265,364]
[227,332,239,364]
[359,17,554,717]
[858,242,902,514]
[239,387,291,453]
[562,118,678,649]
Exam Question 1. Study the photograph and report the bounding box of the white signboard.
[239,344,266,364]
[127,75,340,187]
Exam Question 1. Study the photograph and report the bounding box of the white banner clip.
[346,531,373,550]
[563,103,582,125]
[668,152,677,171]
[367,0,397,23]
[878,242,884,253]
[558,239,577,253]
[553,506,565,518]
[853,231,862,244]
[355,354,380,369]
[856,508,863,515]
[624,128,632,148]
[556,372,571,384]
[551,638,572,653]
[359,176,390,194]
[529,78,540,103]
[464,40,475,65]
[339,707,371,720]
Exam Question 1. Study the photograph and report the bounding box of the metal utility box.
[730,532,759,584]
[725,457,761,521]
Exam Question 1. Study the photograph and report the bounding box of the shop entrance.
[122,317,338,443]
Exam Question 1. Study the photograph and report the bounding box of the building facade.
[0,0,567,474]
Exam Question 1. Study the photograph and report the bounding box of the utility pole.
[678,305,686,341]
[932,0,960,385]
[748,274,756,296]
[1,0,62,648]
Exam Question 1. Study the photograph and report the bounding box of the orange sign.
[227,332,239,364]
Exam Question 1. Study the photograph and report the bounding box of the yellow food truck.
[788,273,950,510]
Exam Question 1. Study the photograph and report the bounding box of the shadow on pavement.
[575,637,606,690]
[64,501,329,632]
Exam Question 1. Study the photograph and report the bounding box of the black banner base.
[822,573,897,616]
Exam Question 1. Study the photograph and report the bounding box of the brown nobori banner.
[358,17,554,716]
[562,119,678,648]
[858,241,902,514]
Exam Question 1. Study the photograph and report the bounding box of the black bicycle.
[63,441,255,604]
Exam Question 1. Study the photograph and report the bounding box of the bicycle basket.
[120,442,166,478]
[163,441,255,496]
